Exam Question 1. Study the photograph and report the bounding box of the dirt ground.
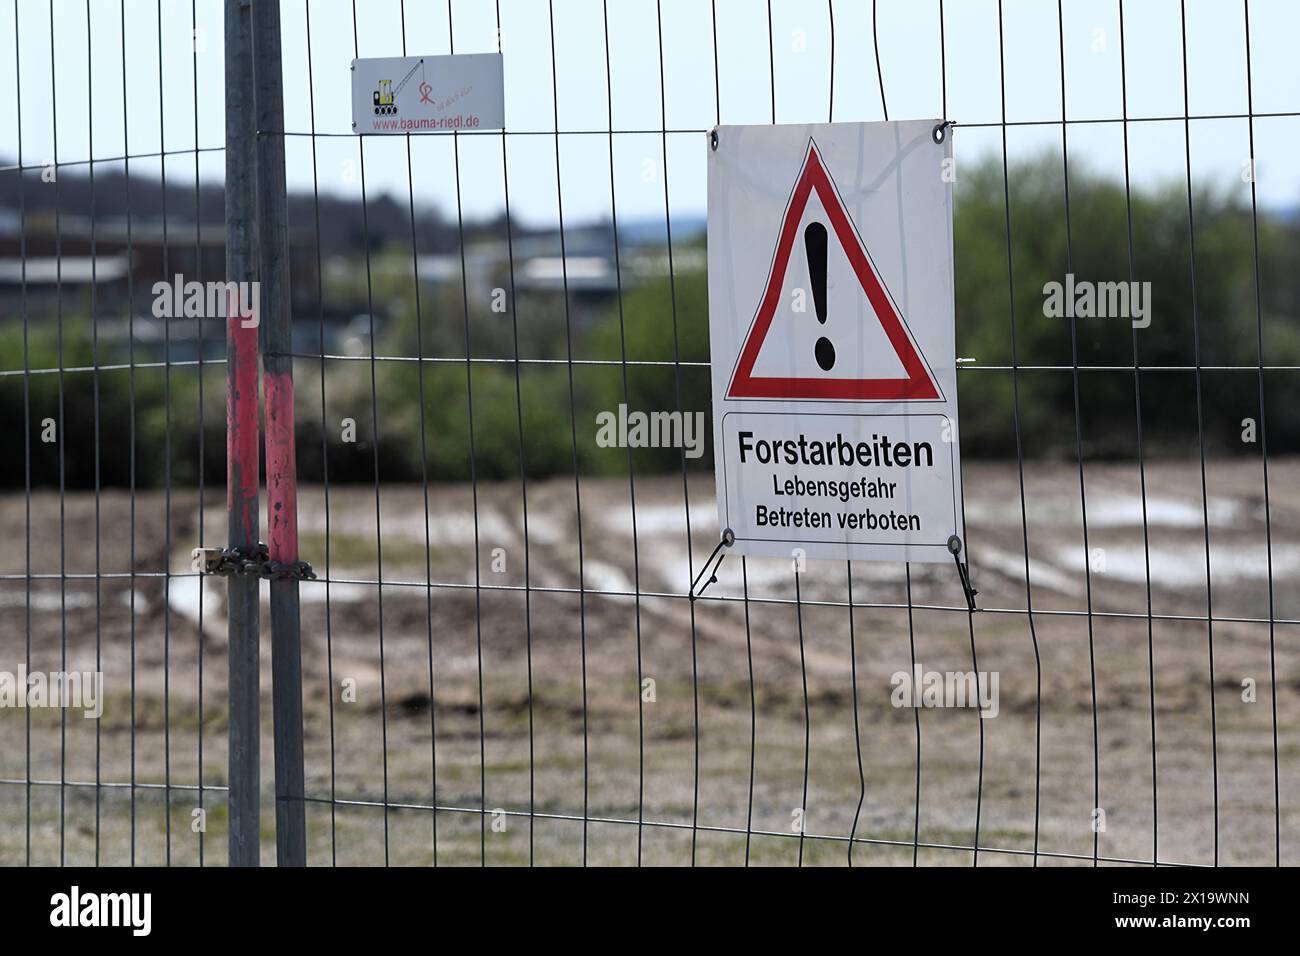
[1,458,1297,866]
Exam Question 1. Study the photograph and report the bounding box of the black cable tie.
[690,529,735,601]
[947,534,979,612]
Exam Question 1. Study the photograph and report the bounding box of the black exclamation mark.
[804,222,835,371]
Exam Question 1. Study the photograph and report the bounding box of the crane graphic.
[372,58,425,116]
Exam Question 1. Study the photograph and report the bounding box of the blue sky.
[4,0,1299,228]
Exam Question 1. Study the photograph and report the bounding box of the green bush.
[6,151,1298,489]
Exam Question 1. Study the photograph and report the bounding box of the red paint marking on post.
[226,315,261,545]
[263,368,298,563]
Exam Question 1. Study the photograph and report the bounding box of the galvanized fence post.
[224,0,261,868]
[252,0,308,866]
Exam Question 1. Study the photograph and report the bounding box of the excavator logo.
[372,79,396,115]
[372,58,425,116]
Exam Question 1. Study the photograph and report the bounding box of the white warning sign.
[707,121,962,563]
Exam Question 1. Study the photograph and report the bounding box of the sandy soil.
[1,458,1297,865]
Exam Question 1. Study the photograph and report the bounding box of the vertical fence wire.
[347,0,393,867]
[543,0,591,866]
[121,0,138,867]
[994,0,1043,865]
[301,0,339,866]
[1240,0,1281,867]
[394,0,441,871]
[707,0,761,869]
[47,0,66,866]
[191,0,206,870]
[1054,0,1101,868]
[1114,0,1160,870]
[87,0,102,866]
[598,0,647,867]
[155,0,173,866]
[16,0,29,868]
[654,0,703,867]
[491,0,535,869]
[1177,0,1220,867]
[445,0,489,867]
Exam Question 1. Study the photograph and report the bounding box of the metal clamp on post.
[689,528,734,601]
[947,535,978,612]
[193,544,317,581]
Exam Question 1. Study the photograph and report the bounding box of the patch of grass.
[299,530,440,570]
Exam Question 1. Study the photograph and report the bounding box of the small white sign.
[351,53,504,134]
[707,120,962,563]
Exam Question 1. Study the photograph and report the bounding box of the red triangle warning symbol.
[726,140,942,402]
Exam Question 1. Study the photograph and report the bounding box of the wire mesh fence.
[2,0,1298,866]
